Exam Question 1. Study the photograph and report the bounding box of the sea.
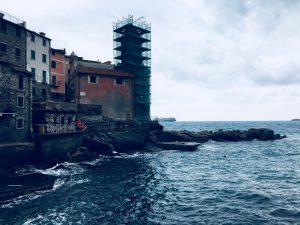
[1,121,300,225]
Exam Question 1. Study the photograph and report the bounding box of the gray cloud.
[1,0,300,120]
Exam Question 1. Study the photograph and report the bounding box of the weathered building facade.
[68,55,134,120]
[50,48,65,101]
[0,12,32,144]
[26,30,51,102]
[32,101,82,162]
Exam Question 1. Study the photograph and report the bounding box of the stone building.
[0,12,32,144]
[0,13,26,70]
[26,29,51,102]
[68,54,134,120]
[50,48,66,101]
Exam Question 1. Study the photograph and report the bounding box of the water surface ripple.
[1,121,300,224]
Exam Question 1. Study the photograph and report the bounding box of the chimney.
[103,61,111,65]
[39,32,45,36]
[0,13,4,19]
[17,22,26,27]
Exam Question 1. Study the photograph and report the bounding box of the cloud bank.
[2,0,300,120]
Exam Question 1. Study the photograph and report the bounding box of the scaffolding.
[113,15,151,121]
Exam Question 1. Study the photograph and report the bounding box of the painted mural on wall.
[45,113,76,134]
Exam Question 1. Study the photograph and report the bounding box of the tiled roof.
[77,65,133,78]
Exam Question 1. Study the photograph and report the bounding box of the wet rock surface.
[82,118,287,153]
[0,173,56,202]
[153,128,286,144]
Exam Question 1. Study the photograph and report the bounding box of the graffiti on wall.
[45,113,76,134]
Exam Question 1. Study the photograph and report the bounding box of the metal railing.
[0,11,26,27]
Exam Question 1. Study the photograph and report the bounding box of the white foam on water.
[69,178,90,187]
[23,214,44,225]
[23,212,68,225]
[81,157,105,166]
[53,178,65,190]
[0,188,51,209]
[32,162,86,177]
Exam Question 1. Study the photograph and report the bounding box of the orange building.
[68,55,134,120]
[50,48,65,101]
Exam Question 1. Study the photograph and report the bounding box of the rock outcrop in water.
[82,117,287,155]
[153,128,286,143]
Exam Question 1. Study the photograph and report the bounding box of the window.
[16,118,24,129]
[31,50,35,60]
[31,33,35,42]
[115,78,124,85]
[51,61,56,68]
[89,75,97,84]
[42,54,46,63]
[52,75,56,85]
[1,20,7,32]
[18,75,24,90]
[31,68,36,81]
[42,70,47,83]
[32,87,36,96]
[15,48,21,57]
[16,27,21,37]
[43,39,46,46]
[0,42,7,53]
[17,96,24,108]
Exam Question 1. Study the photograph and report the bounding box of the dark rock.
[257,128,275,141]
[142,143,163,152]
[147,121,164,133]
[82,137,115,155]
[155,131,192,142]
[181,131,209,143]
[106,131,147,152]
[0,173,56,202]
[68,147,97,163]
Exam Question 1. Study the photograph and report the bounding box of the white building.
[26,31,51,84]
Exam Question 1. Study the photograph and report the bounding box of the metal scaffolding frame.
[113,15,151,121]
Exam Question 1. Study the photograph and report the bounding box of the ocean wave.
[23,212,68,225]
[269,208,300,219]
[33,162,86,177]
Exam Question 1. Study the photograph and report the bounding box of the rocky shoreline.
[0,118,287,202]
[79,118,287,156]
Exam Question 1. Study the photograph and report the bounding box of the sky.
[1,0,300,121]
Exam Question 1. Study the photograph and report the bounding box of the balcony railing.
[50,80,61,87]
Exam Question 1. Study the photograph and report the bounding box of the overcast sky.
[2,0,300,121]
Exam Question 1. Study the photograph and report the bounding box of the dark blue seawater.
[1,121,300,225]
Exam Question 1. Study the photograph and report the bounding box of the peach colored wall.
[78,75,133,120]
[50,51,65,94]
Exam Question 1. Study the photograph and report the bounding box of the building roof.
[27,29,51,40]
[51,48,65,54]
[0,59,32,76]
[78,60,115,70]
[77,65,133,78]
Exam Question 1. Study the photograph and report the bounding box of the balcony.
[50,80,61,87]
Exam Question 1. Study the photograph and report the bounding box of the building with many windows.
[26,30,51,102]
[50,48,66,101]
[0,12,32,144]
